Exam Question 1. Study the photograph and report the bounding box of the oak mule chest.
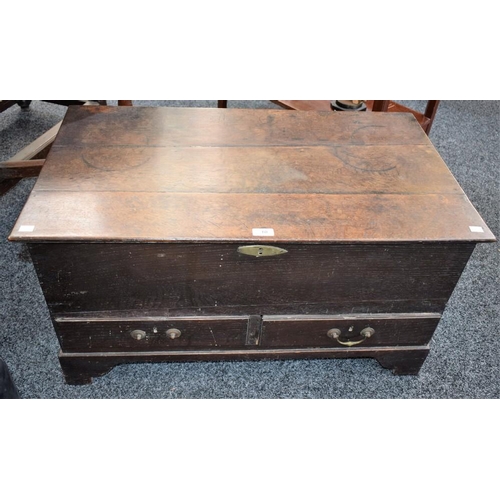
[10,106,495,384]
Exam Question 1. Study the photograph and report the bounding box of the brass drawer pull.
[130,329,146,340]
[238,245,288,258]
[327,327,375,347]
[167,328,182,339]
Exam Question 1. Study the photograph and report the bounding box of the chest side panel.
[29,242,474,316]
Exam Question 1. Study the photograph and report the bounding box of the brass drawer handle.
[327,327,375,347]
[238,245,288,258]
[167,328,182,339]
[130,329,146,340]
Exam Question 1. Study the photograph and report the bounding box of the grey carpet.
[1,100,498,398]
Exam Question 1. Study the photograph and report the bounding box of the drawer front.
[261,314,441,348]
[55,316,250,353]
[30,242,474,316]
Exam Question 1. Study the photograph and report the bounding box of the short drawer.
[261,314,441,348]
[55,316,250,353]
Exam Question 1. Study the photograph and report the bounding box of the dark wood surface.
[54,313,440,352]
[10,107,494,243]
[55,316,250,352]
[261,314,441,348]
[29,243,474,316]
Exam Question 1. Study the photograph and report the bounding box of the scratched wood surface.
[53,106,427,146]
[54,313,440,353]
[28,242,474,315]
[10,106,495,243]
[260,314,441,348]
[35,144,464,195]
[55,316,250,353]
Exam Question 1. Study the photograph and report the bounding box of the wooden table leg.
[423,100,440,134]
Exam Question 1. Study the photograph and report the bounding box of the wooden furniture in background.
[0,100,17,113]
[0,100,131,195]
[10,106,494,384]
[0,159,45,180]
[0,119,61,196]
[0,100,32,113]
[1,100,107,113]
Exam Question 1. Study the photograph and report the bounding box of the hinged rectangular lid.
[10,106,495,243]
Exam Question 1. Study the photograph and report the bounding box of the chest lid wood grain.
[10,106,495,243]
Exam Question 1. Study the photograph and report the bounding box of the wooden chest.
[9,106,495,384]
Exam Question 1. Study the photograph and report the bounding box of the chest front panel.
[29,242,474,316]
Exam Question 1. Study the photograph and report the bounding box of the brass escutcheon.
[237,245,288,258]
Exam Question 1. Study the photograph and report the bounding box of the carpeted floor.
[0,100,498,398]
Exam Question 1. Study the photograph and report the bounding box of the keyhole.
[258,248,264,256]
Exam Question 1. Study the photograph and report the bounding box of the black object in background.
[0,358,19,399]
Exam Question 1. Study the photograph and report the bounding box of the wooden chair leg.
[423,100,440,134]
[218,100,228,108]
[371,100,390,112]
[0,122,61,196]
[0,160,46,180]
